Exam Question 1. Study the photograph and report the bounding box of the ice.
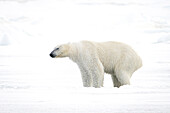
[0,0,170,113]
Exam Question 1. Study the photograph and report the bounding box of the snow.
[0,0,170,112]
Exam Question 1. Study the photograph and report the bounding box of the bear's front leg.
[90,59,104,88]
[78,65,92,87]
[91,72,101,88]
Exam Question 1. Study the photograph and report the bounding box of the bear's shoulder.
[80,40,96,47]
[80,40,94,44]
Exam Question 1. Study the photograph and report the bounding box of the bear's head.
[49,44,70,58]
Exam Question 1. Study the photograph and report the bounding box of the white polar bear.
[50,41,142,88]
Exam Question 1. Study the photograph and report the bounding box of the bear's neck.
[68,43,80,62]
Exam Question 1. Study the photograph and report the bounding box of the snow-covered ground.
[0,0,170,112]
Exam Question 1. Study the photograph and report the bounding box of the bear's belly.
[101,61,115,74]
[104,67,114,74]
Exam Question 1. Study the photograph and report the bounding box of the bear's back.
[94,41,142,74]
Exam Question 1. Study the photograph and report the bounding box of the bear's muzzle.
[49,52,56,58]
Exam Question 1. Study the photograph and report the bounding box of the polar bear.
[49,41,142,88]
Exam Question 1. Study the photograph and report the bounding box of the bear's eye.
[55,48,59,50]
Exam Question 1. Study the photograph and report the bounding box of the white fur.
[50,41,142,88]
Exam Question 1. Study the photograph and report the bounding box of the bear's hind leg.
[115,71,131,86]
[111,74,121,88]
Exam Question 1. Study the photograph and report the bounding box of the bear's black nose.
[49,53,55,58]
